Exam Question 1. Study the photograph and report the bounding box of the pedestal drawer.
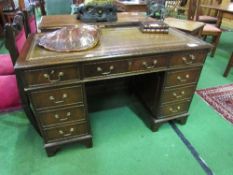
[161,85,196,104]
[159,100,190,117]
[24,65,80,87]
[30,85,83,110]
[165,68,201,87]
[38,105,86,127]
[44,122,89,142]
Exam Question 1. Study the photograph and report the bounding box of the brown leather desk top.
[16,27,210,69]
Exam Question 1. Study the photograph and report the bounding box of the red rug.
[196,84,233,124]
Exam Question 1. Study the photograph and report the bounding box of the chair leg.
[210,32,221,57]
[203,36,207,40]
[223,53,233,77]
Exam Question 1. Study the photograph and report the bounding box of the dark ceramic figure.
[147,0,166,20]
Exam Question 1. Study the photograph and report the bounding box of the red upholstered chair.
[0,54,14,75]
[0,12,27,112]
[0,75,21,111]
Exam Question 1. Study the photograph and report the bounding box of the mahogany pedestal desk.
[15,27,211,156]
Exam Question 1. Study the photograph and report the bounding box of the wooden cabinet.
[15,27,210,156]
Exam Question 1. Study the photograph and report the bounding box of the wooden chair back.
[4,11,27,65]
[2,0,17,11]
[165,0,182,16]
[196,0,222,22]
[23,4,37,36]
[29,0,46,15]
[187,0,198,20]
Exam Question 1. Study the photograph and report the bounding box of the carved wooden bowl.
[38,25,100,52]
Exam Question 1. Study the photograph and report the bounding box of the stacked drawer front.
[24,65,90,143]
[158,51,206,118]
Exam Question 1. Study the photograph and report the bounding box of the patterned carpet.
[196,84,233,125]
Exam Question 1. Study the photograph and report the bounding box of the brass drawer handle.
[177,74,190,82]
[172,91,185,99]
[142,60,157,69]
[43,70,64,83]
[54,112,71,121]
[49,93,68,104]
[97,65,114,75]
[169,106,181,113]
[58,127,74,137]
[182,54,196,65]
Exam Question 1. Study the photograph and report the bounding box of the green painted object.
[45,0,73,15]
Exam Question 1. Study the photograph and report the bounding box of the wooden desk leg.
[151,123,162,132]
[216,11,223,28]
[84,139,93,148]
[175,115,188,125]
[44,136,93,157]
[223,53,233,77]
[45,146,60,157]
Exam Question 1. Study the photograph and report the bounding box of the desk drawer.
[169,51,206,67]
[24,65,80,87]
[165,68,201,87]
[30,85,83,110]
[38,105,86,127]
[161,85,196,103]
[44,122,88,142]
[83,60,128,78]
[129,56,167,71]
[159,100,190,117]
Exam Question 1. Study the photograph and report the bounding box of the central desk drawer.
[83,60,128,78]
[129,56,167,71]
[24,65,80,87]
[30,85,83,110]
[165,68,201,87]
[44,122,89,142]
[37,105,86,127]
